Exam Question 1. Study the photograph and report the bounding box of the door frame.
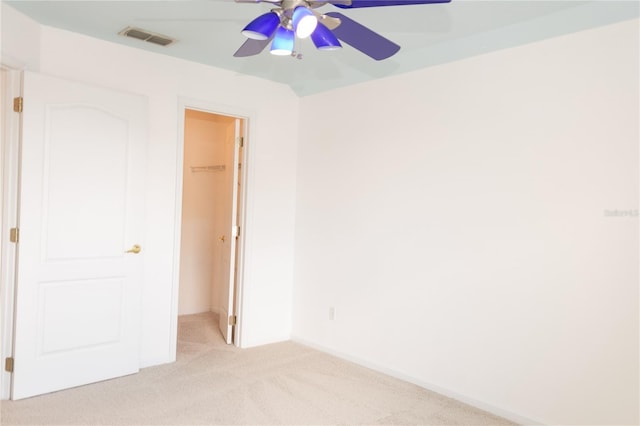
[170,98,252,352]
[0,67,22,400]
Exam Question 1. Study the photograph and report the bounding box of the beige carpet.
[1,313,514,425]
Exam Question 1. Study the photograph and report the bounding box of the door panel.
[39,278,124,354]
[11,72,147,400]
[44,106,128,260]
[218,119,241,344]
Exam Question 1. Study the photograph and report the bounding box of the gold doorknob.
[125,244,141,254]
[219,235,225,243]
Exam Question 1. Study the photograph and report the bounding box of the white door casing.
[172,100,250,354]
[218,119,241,344]
[11,72,147,399]
[1,68,22,400]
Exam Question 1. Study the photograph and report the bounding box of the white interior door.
[218,119,241,344]
[11,72,147,400]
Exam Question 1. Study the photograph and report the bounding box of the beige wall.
[179,110,235,316]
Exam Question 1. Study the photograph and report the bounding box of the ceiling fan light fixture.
[292,6,318,39]
[270,26,295,56]
[241,12,280,40]
[311,23,342,51]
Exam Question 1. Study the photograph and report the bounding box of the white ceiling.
[6,0,638,96]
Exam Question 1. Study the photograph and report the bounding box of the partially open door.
[11,72,147,399]
[218,119,243,344]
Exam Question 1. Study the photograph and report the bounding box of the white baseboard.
[291,335,541,426]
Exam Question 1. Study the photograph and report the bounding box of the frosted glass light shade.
[241,12,280,40]
[311,23,342,51]
[292,7,318,39]
[270,27,295,56]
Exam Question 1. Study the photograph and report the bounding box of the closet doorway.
[178,108,245,344]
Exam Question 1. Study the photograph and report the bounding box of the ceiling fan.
[234,0,451,60]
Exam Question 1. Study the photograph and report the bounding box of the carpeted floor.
[0,312,515,425]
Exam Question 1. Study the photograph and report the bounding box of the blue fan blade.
[325,12,400,60]
[333,0,450,8]
[233,37,272,57]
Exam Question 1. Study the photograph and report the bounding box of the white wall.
[293,19,639,426]
[0,2,40,70]
[1,3,299,366]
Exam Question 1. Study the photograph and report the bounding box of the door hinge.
[238,137,244,148]
[13,97,23,113]
[229,315,237,326]
[233,225,240,238]
[9,227,19,243]
[5,357,14,373]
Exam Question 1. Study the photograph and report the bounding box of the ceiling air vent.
[118,27,176,47]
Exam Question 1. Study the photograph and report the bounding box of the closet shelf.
[190,165,226,173]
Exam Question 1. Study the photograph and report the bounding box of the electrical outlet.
[329,307,336,321]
